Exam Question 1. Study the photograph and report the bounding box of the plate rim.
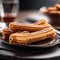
[1,34,60,48]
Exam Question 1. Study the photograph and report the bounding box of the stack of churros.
[42,4,60,15]
[42,4,60,26]
[2,19,56,45]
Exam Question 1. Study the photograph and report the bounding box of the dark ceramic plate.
[1,34,60,48]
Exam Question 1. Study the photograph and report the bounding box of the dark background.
[20,0,60,10]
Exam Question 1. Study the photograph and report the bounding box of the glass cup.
[0,0,19,27]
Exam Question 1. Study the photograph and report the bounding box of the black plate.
[1,34,60,48]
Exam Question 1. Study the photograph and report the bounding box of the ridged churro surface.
[9,22,50,32]
[2,19,47,40]
[9,27,56,45]
[33,19,47,25]
[2,28,13,40]
[2,19,56,45]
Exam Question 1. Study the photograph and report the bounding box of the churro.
[9,27,56,45]
[2,28,13,40]
[33,19,47,25]
[42,4,60,25]
[48,7,57,11]
[55,4,60,10]
[2,19,47,40]
[2,19,56,45]
[9,22,50,32]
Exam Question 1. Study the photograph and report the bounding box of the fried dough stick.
[2,19,47,40]
[2,28,13,40]
[9,22,50,32]
[9,27,56,45]
[33,19,47,25]
[55,4,60,10]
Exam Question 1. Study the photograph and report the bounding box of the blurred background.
[20,0,60,10]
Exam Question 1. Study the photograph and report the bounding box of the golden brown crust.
[49,11,60,15]
[43,4,60,15]
[33,19,47,25]
[2,19,56,45]
[9,27,56,45]
[2,19,47,40]
[2,28,13,40]
[9,22,51,32]
[48,7,57,11]
[55,4,60,10]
